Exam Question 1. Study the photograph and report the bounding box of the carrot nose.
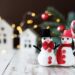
[64,41,68,44]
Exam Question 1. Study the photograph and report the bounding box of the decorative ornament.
[56,29,75,66]
[70,20,75,37]
[33,29,56,66]
[57,25,65,32]
[41,13,49,20]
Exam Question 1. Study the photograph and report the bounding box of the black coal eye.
[67,38,69,40]
[44,37,46,40]
[62,38,64,40]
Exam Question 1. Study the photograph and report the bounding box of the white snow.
[0,49,75,75]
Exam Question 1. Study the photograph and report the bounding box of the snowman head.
[42,37,52,43]
[61,29,72,44]
[61,37,72,44]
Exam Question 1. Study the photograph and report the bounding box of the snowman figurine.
[38,29,56,66]
[56,29,75,66]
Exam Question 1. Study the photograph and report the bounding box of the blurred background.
[0,0,75,50]
[0,0,75,24]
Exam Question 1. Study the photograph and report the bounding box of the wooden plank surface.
[0,49,75,75]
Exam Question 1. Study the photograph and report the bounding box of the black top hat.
[40,29,51,37]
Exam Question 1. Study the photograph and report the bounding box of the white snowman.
[38,29,56,66]
[56,29,75,66]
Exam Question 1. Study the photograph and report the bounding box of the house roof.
[0,18,13,31]
[20,28,39,38]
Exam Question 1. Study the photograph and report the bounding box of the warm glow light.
[31,12,36,17]
[0,16,2,21]
[46,26,50,29]
[17,26,23,34]
[17,45,20,48]
[56,18,61,23]
[45,11,52,16]
[12,24,16,28]
[27,20,33,24]
[48,13,52,16]
[33,25,38,29]
[1,50,6,54]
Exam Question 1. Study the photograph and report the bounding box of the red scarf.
[42,41,54,52]
[56,44,72,64]
[57,44,72,51]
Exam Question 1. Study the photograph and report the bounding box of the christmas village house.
[20,28,39,54]
[0,18,13,50]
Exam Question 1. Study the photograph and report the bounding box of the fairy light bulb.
[33,25,38,29]
[46,26,50,29]
[12,24,16,28]
[27,20,33,24]
[56,18,61,23]
[31,12,36,17]
[17,26,23,34]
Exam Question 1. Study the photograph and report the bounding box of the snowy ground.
[0,49,75,75]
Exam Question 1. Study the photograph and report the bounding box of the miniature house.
[20,28,38,54]
[0,18,13,50]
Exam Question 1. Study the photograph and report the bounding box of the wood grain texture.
[0,49,75,75]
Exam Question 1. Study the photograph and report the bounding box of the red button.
[62,55,66,58]
[62,50,66,53]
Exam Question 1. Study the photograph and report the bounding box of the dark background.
[0,0,75,25]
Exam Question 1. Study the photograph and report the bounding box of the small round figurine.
[56,29,75,66]
[35,29,56,66]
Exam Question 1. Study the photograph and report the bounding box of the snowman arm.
[72,40,75,50]
[33,45,41,51]
[54,43,60,50]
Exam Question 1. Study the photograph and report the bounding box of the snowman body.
[38,48,56,66]
[38,37,56,66]
[56,36,75,66]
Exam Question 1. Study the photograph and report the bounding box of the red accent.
[48,48,52,52]
[71,20,75,38]
[56,44,71,64]
[41,13,49,20]
[62,50,66,53]
[57,25,65,32]
[42,41,55,52]
[48,56,52,64]
[61,29,72,38]
[62,55,66,58]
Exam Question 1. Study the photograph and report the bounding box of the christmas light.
[31,12,36,17]
[17,45,20,48]
[0,16,2,21]
[27,20,33,24]
[11,24,16,28]
[56,18,61,23]
[46,26,50,29]
[17,26,23,34]
[33,25,38,29]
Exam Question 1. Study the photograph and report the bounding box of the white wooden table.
[0,49,75,75]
